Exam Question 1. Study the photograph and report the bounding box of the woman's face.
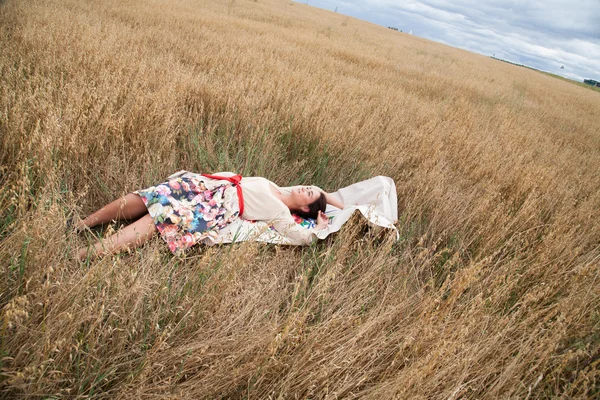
[291,186,316,209]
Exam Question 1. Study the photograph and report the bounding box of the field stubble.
[1,0,599,398]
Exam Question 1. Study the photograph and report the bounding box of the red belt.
[201,174,244,217]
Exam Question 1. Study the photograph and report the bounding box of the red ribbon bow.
[201,174,244,217]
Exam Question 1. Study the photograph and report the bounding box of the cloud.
[301,0,600,82]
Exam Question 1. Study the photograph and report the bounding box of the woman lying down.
[75,171,345,260]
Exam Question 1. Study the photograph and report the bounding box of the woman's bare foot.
[76,247,88,261]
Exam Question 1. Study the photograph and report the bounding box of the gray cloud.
[301,0,600,82]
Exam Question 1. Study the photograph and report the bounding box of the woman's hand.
[315,211,329,230]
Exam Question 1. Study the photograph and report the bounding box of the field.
[1,0,599,398]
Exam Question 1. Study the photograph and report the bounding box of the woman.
[75,171,344,260]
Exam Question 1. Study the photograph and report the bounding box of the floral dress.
[134,173,239,254]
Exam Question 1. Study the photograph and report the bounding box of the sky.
[298,0,600,82]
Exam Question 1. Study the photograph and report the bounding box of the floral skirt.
[135,173,239,254]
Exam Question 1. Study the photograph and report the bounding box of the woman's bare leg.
[77,214,157,260]
[77,193,148,230]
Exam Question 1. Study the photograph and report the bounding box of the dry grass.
[1,0,599,398]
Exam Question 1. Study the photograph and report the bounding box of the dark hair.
[294,192,327,220]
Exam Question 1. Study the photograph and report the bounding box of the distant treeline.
[490,56,539,72]
[387,26,402,32]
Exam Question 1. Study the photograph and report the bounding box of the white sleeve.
[270,214,317,246]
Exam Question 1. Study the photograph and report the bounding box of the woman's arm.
[321,190,345,210]
[271,216,318,245]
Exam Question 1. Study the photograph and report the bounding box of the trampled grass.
[1,0,599,398]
